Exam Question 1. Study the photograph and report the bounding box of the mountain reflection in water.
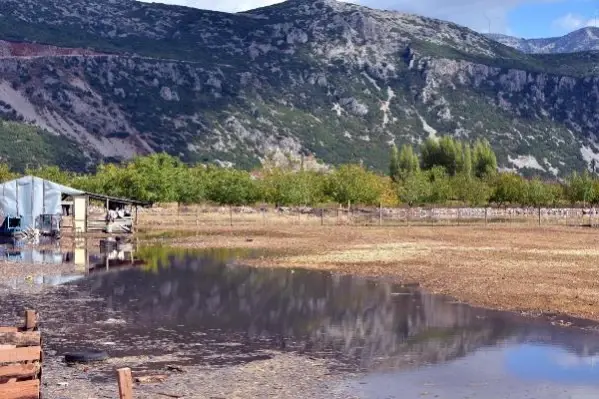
[61,249,599,379]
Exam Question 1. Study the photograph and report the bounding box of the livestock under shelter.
[0,176,148,236]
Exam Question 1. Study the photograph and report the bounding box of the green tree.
[397,144,420,180]
[472,139,498,179]
[452,173,491,206]
[420,137,440,171]
[205,167,261,206]
[326,164,384,205]
[460,143,473,177]
[490,173,526,206]
[25,165,75,186]
[389,145,400,183]
[398,172,431,207]
[426,166,452,204]
[524,178,553,208]
[565,171,596,205]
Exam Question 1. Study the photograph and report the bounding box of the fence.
[0,310,41,399]
[137,205,599,228]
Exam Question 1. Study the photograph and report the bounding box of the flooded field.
[2,245,599,397]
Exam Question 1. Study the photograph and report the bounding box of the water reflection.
[61,250,599,384]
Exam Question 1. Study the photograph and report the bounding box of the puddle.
[3,248,599,396]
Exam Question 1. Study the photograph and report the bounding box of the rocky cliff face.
[0,0,598,175]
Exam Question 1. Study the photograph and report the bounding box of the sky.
[143,0,599,38]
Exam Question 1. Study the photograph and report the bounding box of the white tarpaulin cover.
[0,176,84,229]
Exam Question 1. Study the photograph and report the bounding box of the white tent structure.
[0,176,84,230]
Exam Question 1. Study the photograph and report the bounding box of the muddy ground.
[3,222,599,397]
[160,224,599,323]
[0,284,356,399]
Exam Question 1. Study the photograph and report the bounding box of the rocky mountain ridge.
[486,27,599,54]
[0,0,598,175]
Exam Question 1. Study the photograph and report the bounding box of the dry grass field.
[155,221,599,323]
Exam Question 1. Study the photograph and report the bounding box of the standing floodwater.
[2,248,599,398]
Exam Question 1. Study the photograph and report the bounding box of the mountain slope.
[486,27,599,54]
[0,0,598,176]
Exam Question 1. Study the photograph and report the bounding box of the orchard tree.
[490,173,526,206]
[565,171,596,205]
[326,164,384,206]
[205,167,261,206]
[398,172,431,207]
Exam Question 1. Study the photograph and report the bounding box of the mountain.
[1,0,599,176]
[486,27,599,54]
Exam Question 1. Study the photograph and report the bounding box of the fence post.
[538,207,541,226]
[484,207,488,226]
[229,206,233,227]
[457,207,461,226]
[117,368,133,399]
[320,209,324,226]
[195,206,199,227]
[378,202,382,226]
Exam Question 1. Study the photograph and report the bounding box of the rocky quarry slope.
[1,0,599,175]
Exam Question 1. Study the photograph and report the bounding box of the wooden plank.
[0,363,39,379]
[0,345,16,350]
[0,379,39,398]
[24,311,36,331]
[0,328,18,333]
[117,367,133,399]
[0,347,41,364]
[0,332,41,347]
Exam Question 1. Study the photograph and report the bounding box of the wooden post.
[195,206,199,227]
[336,207,340,225]
[25,310,36,331]
[378,202,382,226]
[538,207,541,226]
[229,206,233,227]
[117,368,133,399]
[320,208,324,226]
[484,207,488,226]
[457,207,461,226]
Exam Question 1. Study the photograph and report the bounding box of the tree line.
[0,136,597,208]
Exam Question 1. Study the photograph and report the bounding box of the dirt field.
[162,224,599,323]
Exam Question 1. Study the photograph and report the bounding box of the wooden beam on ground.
[0,332,41,347]
[0,347,41,364]
[117,367,133,399]
[0,363,40,380]
[0,379,40,398]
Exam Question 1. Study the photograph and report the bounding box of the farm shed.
[0,176,148,235]
[0,176,84,235]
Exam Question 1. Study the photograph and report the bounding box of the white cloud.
[552,13,595,33]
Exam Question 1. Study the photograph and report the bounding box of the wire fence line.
[136,205,599,228]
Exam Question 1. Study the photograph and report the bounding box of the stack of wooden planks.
[0,310,42,399]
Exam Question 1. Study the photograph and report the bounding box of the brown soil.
[167,224,599,322]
